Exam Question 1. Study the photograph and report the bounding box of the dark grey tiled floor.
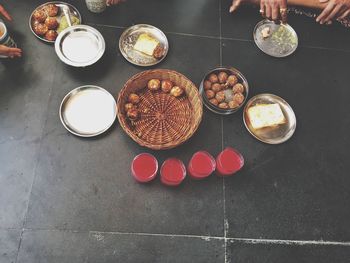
[0,0,350,262]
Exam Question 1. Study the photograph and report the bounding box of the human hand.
[0,45,22,58]
[260,0,288,23]
[229,0,243,13]
[0,4,12,21]
[316,0,350,24]
[106,0,126,6]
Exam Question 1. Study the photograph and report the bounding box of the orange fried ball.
[161,80,173,93]
[147,79,161,91]
[208,73,219,83]
[226,75,238,86]
[125,103,136,112]
[218,71,229,84]
[44,30,58,41]
[211,83,222,93]
[229,100,240,109]
[206,90,215,99]
[33,10,47,23]
[218,102,229,109]
[45,17,58,30]
[203,80,212,90]
[45,4,59,17]
[170,86,184,97]
[128,93,140,104]
[127,109,139,120]
[34,23,48,36]
[233,93,245,104]
[232,83,245,94]
[209,98,219,106]
[215,91,225,103]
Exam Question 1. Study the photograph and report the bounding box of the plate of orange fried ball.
[29,2,82,43]
[199,67,249,115]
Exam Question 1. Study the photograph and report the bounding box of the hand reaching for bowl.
[230,0,288,23]
[106,0,126,6]
[0,45,22,58]
[316,0,350,24]
[0,4,12,21]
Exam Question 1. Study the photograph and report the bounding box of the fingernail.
[229,6,234,13]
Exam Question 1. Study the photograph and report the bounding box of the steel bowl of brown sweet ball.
[199,67,249,115]
[117,69,203,150]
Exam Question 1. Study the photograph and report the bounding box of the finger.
[316,2,335,23]
[319,0,329,3]
[260,0,266,17]
[272,4,280,22]
[280,0,288,23]
[265,3,272,20]
[338,9,350,19]
[0,5,12,21]
[229,0,241,13]
[106,0,111,6]
[324,4,342,23]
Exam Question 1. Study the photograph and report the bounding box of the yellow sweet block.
[133,33,159,56]
[248,103,286,129]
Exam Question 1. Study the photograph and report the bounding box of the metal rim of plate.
[119,24,169,67]
[253,20,298,58]
[243,93,296,144]
[29,1,82,44]
[55,25,105,67]
[59,85,117,137]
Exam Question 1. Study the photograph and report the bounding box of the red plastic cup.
[188,151,216,179]
[160,158,186,186]
[131,153,158,183]
[216,147,244,176]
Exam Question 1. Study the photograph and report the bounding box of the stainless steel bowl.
[199,67,249,115]
[55,25,105,67]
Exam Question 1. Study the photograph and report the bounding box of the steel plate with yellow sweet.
[243,94,296,144]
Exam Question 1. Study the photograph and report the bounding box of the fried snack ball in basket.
[45,30,58,41]
[208,73,219,83]
[218,102,229,109]
[206,90,215,99]
[211,83,222,93]
[226,75,238,86]
[209,98,219,106]
[218,71,228,84]
[233,93,245,104]
[203,80,212,90]
[215,91,225,103]
[232,83,245,94]
[45,17,58,30]
[128,93,140,104]
[33,9,47,23]
[148,79,161,91]
[161,80,173,93]
[34,23,48,36]
[170,86,184,97]
[125,103,137,112]
[44,4,59,17]
[127,109,139,121]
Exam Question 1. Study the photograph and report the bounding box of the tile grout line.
[14,60,59,263]
[228,238,350,246]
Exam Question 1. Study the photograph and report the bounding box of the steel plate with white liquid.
[55,25,105,67]
[119,24,169,67]
[60,86,117,137]
[243,94,296,144]
[253,20,298,57]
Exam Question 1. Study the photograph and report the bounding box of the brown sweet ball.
[33,9,47,23]
[232,83,245,94]
[147,79,161,91]
[229,100,240,109]
[45,17,58,30]
[218,71,229,84]
[203,80,212,90]
[170,86,184,97]
[211,83,222,93]
[218,102,229,109]
[226,75,238,86]
[161,80,173,93]
[33,23,48,36]
[233,93,245,104]
[128,93,140,104]
[44,30,58,41]
[209,98,219,106]
[215,91,225,103]
[208,73,219,83]
[125,103,136,112]
[44,4,59,17]
[127,109,139,120]
[205,90,215,99]
[153,44,165,59]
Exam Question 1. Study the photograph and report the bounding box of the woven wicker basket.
[117,69,203,150]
